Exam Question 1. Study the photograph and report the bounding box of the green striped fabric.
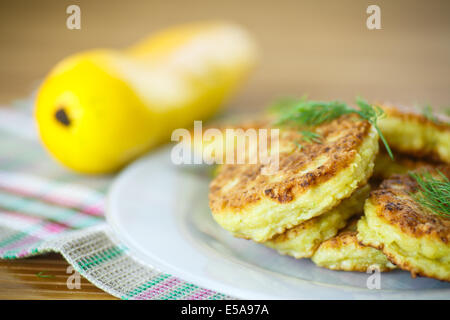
[0,102,232,300]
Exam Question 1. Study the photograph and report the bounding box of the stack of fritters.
[210,115,378,242]
[358,170,450,281]
[312,218,396,272]
[264,185,370,259]
[207,103,450,281]
[376,104,450,163]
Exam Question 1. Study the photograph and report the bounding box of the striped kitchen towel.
[0,100,230,300]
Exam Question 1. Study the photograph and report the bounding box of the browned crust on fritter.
[209,115,372,212]
[322,230,359,249]
[319,228,395,272]
[360,240,448,280]
[368,167,450,243]
[322,217,360,249]
[377,103,450,131]
[268,215,323,244]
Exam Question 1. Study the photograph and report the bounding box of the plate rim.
[106,147,450,300]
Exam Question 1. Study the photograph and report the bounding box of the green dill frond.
[445,108,450,116]
[355,97,393,160]
[300,130,322,144]
[423,104,438,123]
[291,131,322,150]
[293,141,304,150]
[271,96,394,160]
[268,95,307,113]
[36,271,54,278]
[409,170,450,218]
[274,100,353,126]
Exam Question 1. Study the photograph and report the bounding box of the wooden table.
[0,0,448,299]
[0,253,116,299]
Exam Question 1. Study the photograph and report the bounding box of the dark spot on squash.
[55,107,71,126]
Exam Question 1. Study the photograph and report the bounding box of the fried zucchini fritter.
[372,150,440,181]
[312,218,396,272]
[210,115,379,242]
[264,185,370,258]
[358,168,450,281]
[377,104,450,163]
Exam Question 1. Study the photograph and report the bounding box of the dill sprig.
[271,97,394,160]
[355,97,394,160]
[293,141,304,150]
[36,271,54,279]
[292,130,322,151]
[269,96,307,113]
[300,130,322,144]
[274,100,352,126]
[409,171,450,218]
[423,105,438,123]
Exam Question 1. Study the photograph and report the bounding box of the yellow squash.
[35,21,257,174]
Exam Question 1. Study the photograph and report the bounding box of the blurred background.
[0,0,448,300]
[0,0,449,109]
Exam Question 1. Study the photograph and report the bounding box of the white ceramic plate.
[107,147,450,299]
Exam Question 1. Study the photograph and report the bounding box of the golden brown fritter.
[376,104,450,163]
[372,149,441,181]
[312,218,396,272]
[368,169,450,240]
[264,185,370,259]
[358,167,450,281]
[210,115,379,242]
[380,104,450,130]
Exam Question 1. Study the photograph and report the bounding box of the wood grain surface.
[0,253,116,299]
[0,0,448,299]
